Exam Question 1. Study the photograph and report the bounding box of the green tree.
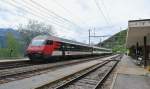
[6,32,21,57]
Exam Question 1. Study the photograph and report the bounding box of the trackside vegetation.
[0,32,21,58]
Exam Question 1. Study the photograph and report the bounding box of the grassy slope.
[97,30,127,53]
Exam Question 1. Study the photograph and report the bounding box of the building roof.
[128,19,150,22]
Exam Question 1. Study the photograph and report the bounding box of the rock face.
[0,28,21,48]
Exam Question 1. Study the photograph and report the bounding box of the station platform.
[0,58,29,63]
[111,55,150,89]
[0,55,117,89]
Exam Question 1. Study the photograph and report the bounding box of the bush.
[0,48,10,58]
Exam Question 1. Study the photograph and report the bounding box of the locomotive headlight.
[37,51,42,54]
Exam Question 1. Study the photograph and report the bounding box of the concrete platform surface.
[113,74,150,89]
[0,55,116,89]
[112,55,150,89]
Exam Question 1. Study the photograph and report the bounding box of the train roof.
[33,35,111,51]
[34,35,91,47]
[92,46,112,51]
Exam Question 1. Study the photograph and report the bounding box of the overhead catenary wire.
[21,0,71,26]
[51,0,76,20]
[10,0,83,30]
[52,0,84,23]
[94,0,110,26]
[29,0,83,30]
[1,0,76,30]
[95,0,120,31]
[100,0,113,25]
[90,0,116,43]
[100,0,119,30]
[15,0,77,29]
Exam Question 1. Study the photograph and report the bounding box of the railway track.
[0,60,38,70]
[0,55,113,84]
[0,55,110,70]
[36,55,121,89]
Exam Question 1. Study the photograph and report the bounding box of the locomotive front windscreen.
[31,40,45,46]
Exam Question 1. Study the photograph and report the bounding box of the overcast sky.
[0,0,150,44]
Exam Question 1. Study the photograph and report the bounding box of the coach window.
[66,45,71,51]
[46,40,53,45]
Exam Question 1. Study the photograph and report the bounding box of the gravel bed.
[37,60,117,89]
[101,66,117,89]
[63,61,116,89]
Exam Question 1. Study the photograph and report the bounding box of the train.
[26,35,112,61]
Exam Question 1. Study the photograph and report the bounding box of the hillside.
[0,28,21,48]
[97,30,127,53]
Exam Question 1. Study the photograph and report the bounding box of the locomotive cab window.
[45,40,53,45]
[31,40,45,46]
